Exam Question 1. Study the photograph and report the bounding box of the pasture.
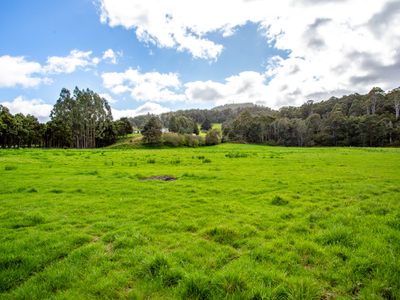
[0,144,399,299]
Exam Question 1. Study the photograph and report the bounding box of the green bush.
[162,133,205,147]
[162,132,185,147]
[185,134,205,147]
[206,129,222,146]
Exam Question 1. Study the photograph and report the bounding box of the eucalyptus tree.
[0,105,16,147]
[50,87,114,148]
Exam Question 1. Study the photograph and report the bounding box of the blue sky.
[0,0,399,120]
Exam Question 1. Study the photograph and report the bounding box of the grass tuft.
[4,165,17,171]
[271,195,289,206]
[180,275,214,300]
[205,227,239,247]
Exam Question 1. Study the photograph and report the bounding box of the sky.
[0,0,399,121]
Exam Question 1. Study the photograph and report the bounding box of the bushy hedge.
[162,133,205,147]
[205,129,222,145]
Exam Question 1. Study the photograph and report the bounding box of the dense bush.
[162,133,185,147]
[206,129,222,145]
[162,133,204,147]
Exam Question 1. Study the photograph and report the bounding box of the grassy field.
[0,144,399,299]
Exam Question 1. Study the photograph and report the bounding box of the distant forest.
[1,86,399,148]
[131,87,400,147]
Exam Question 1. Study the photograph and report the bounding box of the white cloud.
[0,55,48,88]
[112,102,170,119]
[99,93,118,104]
[102,68,271,107]
[185,71,268,105]
[0,96,53,122]
[102,49,121,64]
[98,0,400,107]
[44,50,99,74]
[102,68,186,102]
[0,49,117,89]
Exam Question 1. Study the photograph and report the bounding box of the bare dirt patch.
[139,175,177,181]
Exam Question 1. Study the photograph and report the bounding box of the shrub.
[185,134,205,147]
[162,132,185,147]
[205,129,222,145]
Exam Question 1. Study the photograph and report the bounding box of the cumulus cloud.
[102,68,186,102]
[44,49,100,74]
[0,96,53,122]
[99,93,118,104]
[112,102,170,119]
[0,49,120,89]
[98,0,400,107]
[102,69,271,107]
[102,49,121,64]
[185,71,268,105]
[0,55,48,88]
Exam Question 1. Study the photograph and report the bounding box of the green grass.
[0,144,399,299]
[199,123,222,136]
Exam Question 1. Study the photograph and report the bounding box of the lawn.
[0,144,399,299]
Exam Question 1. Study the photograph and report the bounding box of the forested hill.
[130,87,400,147]
[1,86,399,148]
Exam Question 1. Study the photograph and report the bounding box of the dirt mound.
[139,175,177,181]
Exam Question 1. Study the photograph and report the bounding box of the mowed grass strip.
[0,144,399,299]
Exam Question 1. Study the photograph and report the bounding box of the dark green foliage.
[49,87,115,148]
[168,115,198,135]
[141,116,162,145]
[0,105,43,148]
[114,117,133,137]
[1,88,116,149]
[201,118,212,131]
[222,87,400,146]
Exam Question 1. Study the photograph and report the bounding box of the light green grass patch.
[0,144,399,299]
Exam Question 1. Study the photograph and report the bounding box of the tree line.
[0,87,132,148]
[222,87,400,146]
[137,87,400,147]
[1,86,399,148]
